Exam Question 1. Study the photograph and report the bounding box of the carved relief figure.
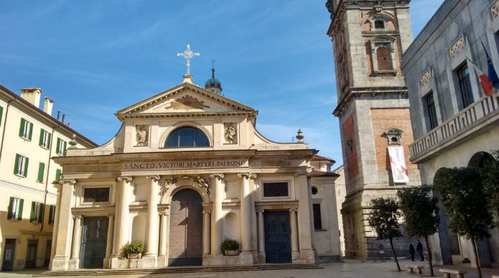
[224,123,237,144]
[168,95,209,110]
[135,125,149,146]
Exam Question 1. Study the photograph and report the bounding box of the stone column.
[257,208,265,263]
[237,173,257,253]
[112,176,132,257]
[210,174,224,255]
[159,211,168,257]
[70,216,83,260]
[50,179,76,271]
[290,208,299,261]
[158,209,168,268]
[295,173,314,263]
[103,214,114,268]
[145,175,160,259]
[203,209,211,255]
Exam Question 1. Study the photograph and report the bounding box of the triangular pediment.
[117,83,254,118]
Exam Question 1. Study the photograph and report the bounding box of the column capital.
[289,208,298,212]
[158,208,169,216]
[203,209,212,214]
[256,208,265,213]
[147,175,161,182]
[58,178,77,185]
[210,173,225,180]
[237,173,257,179]
[73,215,83,220]
[116,176,133,183]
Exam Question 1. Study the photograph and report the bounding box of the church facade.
[49,72,341,270]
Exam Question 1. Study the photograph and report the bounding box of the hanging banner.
[388,146,409,183]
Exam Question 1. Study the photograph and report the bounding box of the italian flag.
[469,61,494,97]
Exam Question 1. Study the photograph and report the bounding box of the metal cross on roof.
[177,44,200,74]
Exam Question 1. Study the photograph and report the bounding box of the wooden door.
[80,217,108,269]
[265,211,291,263]
[169,189,203,266]
[25,240,38,268]
[2,239,17,271]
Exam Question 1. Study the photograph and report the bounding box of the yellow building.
[0,86,97,271]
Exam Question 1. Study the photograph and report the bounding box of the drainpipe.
[40,126,56,232]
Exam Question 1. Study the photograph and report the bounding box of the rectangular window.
[37,162,45,182]
[83,188,110,202]
[56,138,67,155]
[48,205,56,225]
[19,118,33,140]
[30,202,44,223]
[456,63,474,109]
[14,154,29,177]
[263,182,289,197]
[55,169,62,181]
[7,197,24,220]
[424,91,438,130]
[39,129,51,149]
[313,204,323,230]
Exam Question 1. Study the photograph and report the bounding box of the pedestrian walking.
[409,243,415,261]
[416,240,424,261]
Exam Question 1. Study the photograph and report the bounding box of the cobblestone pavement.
[0,260,498,278]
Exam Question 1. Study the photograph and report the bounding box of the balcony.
[410,92,499,163]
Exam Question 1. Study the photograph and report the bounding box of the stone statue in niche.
[135,125,149,147]
[224,123,237,144]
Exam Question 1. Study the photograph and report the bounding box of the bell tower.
[326,0,420,260]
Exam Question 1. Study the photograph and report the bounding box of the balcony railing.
[410,92,499,163]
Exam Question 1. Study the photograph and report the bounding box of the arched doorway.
[169,189,203,266]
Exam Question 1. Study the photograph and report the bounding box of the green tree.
[368,197,403,271]
[398,186,439,276]
[434,168,494,278]
[481,150,499,216]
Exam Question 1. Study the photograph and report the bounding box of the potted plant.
[123,240,145,259]
[221,237,240,256]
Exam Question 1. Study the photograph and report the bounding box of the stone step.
[37,264,320,276]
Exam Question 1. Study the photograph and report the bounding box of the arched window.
[165,127,210,148]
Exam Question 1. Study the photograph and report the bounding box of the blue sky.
[0,0,443,163]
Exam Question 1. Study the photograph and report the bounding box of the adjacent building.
[325,0,421,259]
[402,0,499,267]
[0,86,97,271]
[49,72,341,270]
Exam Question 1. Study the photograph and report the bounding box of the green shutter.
[48,205,54,224]
[40,203,44,223]
[0,106,3,126]
[19,118,25,137]
[56,138,60,154]
[7,197,14,220]
[30,201,35,222]
[14,154,20,175]
[38,162,45,182]
[55,169,62,181]
[28,122,33,140]
[63,141,67,152]
[39,129,44,147]
[24,157,29,177]
[47,133,51,149]
[17,199,24,220]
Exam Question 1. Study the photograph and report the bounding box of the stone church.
[49,68,341,270]
[325,0,421,259]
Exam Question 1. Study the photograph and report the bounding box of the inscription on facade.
[122,160,247,170]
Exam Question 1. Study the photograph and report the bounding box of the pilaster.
[50,178,76,271]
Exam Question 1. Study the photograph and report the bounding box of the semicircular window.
[165,127,210,148]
